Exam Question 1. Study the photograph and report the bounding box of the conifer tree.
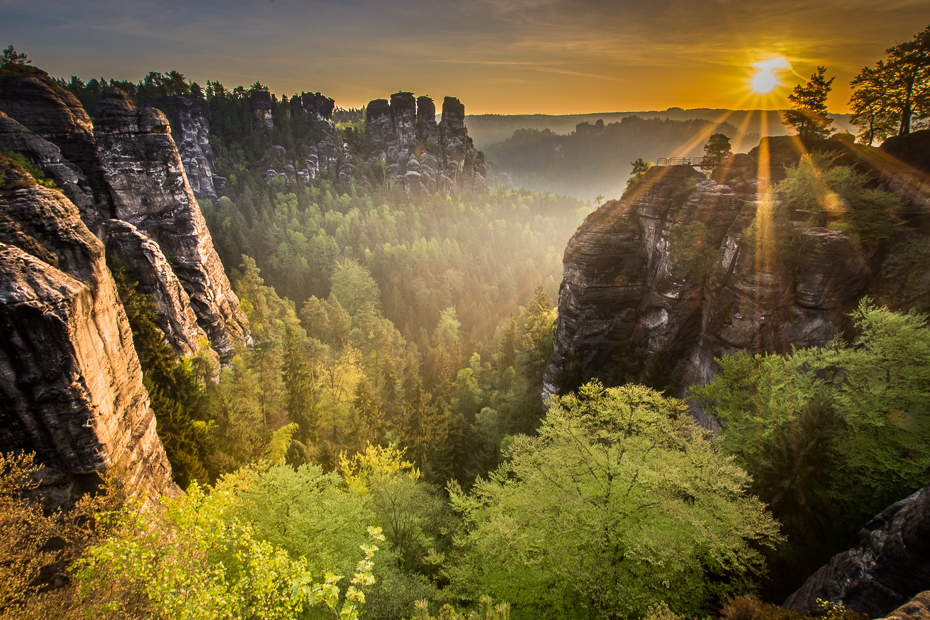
[783,67,835,141]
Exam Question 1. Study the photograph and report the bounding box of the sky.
[1,0,927,115]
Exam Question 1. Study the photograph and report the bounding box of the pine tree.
[783,67,835,142]
[282,326,318,443]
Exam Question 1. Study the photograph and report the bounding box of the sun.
[751,70,778,93]
[750,57,790,95]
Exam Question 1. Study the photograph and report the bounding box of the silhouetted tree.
[783,67,835,141]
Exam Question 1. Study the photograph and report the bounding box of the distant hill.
[467,108,855,151]
[473,109,855,201]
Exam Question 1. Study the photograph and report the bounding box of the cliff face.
[544,140,928,408]
[163,95,220,200]
[0,162,176,506]
[785,482,930,617]
[0,70,112,232]
[0,70,251,506]
[366,92,507,194]
[93,88,248,362]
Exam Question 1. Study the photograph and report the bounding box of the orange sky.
[2,0,927,115]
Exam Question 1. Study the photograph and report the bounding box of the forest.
[1,22,930,620]
[483,115,757,201]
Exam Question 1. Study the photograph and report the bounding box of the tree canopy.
[849,25,930,141]
[448,382,781,620]
[783,67,835,142]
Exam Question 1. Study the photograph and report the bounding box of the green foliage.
[667,220,717,281]
[214,463,374,582]
[109,256,212,488]
[849,26,930,139]
[783,67,835,142]
[449,382,781,620]
[331,258,381,315]
[691,299,930,591]
[703,133,732,167]
[775,153,902,245]
[2,149,57,189]
[73,482,384,620]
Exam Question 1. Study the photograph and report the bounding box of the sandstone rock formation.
[365,92,508,194]
[0,161,176,506]
[163,95,219,200]
[93,88,248,362]
[878,591,930,620]
[250,90,273,129]
[785,482,930,617]
[0,69,113,233]
[0,110,95,219]
[104,219,214,362]
[543,147,923,407]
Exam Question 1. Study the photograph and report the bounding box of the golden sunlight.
[750,57,790,94]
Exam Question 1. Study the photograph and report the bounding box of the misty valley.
[1,23,930,620]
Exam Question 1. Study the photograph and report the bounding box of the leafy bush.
[2,150,57,189]
[776,153,901,245]
[691,299,930,591]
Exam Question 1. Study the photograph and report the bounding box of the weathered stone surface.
[785,482,930,618]
[300,92,335,121]
[163,95,218,200]
[877,129,930,213]
[93,88,249,362]
[879,591,930,620]
[0,167,176,507]
[364,92,507,194]
[250,90,273,129]
[0,110,95,219]
[0,69,112,232]
[104,220,214,362]
[544,162,876,402]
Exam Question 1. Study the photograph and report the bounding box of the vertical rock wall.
[0,166,176,506]
[543,160,876,408]
[93,88,249,362]
[0,71,113,233]
[365,92,506,194]
[163,95,219,200]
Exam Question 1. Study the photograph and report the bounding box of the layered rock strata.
[785,482,930,617]
[163,95,220,200]
[544,158,886,406]
[0,110,95,219]
[365,92,506,194]
[0,69,113,233]
[0,164,176,506]
[104,220,214,362]
[93,88,248,362]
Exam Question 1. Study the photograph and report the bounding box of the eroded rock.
[785,482,930,618]
[93,88,249,362]
[0,166,177,507]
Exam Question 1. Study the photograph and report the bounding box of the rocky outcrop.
[0,161,177,507]
[163,95,219,200]
[876,130,930,213]
[785,482,930,618]
[365,92,508,194]
[0,69,112,233]
[93,88,249,362]
[250,90,273,129]
[104,220,214,362]
[0,110,95,219]
[301,92,335,121]
[879,591,930,620]
[544,156,891,404]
